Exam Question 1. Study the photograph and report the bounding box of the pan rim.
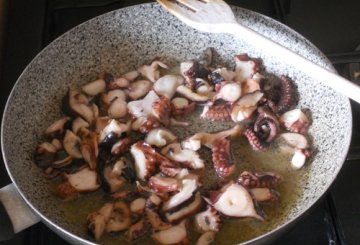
[1,2,352,244]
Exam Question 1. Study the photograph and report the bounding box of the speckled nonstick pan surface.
[1,3,352,245]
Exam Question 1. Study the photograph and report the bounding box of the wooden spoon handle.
[225,23,360,104]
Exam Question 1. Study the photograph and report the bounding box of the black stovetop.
[1,0,360,244]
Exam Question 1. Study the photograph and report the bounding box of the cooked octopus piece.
[162,178,198,212]
[138,60,168,83]
[66,167,100,192]
[195,78,214,96]
[234,53,260,83]
[278,132,309,150]
[231,91,263,122]
[139,116,162,134]
[63,130,82,159]
[52,153,73,169]
[169,117,190,127]
[279,108,310,134]
[171,97,196,116]
[145,128,177,148]
[130,141,158,181]
[101,160,126,193]
[159,160,182,178]
[72,117,89,136]
[110,137,131,155]
[146,194,172,231]
[211,181,263,220]
[176,85,210,102]
[209,68,236,84]
[242,73,262,94]
[237,171,283,189]
[87,203,114,241]
[106,200,132,232]
[82,78,106,96]
[149,175,179,193]
[195,206,221,232]
[123,70,140,81]
[152,96,172,126]
[127,90,159,118]
[291,148,310,170]
[181,59,210,83]
[107,98,127,119]
[44,116,70,139]
[161,143,205,169]
[51,138,63,151]
[126,79,152,100]
[98,119,130,144]
[182,125,242,151]
[200,104,232,122]
[80,132,98,169]
[154,74,184,99]
[35,142,57,168]
[100,89,127,111]
[152,220,188,245]
[128,218,150,241]
[130,198,146,214]
[213,82,242,103]
[88,215,106,241]
[165,192,203,223]
[261,75,297,114]
[106,77,130,90]
[278,132,311,169]
[63,90,96,123]
[243,106,281,151]
[211,137,235,178]
[249,188,280,203]
[57,167,100,199]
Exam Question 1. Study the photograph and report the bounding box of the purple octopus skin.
[253,107,280,143]
[261,75,297,114]
[243,107,280,150]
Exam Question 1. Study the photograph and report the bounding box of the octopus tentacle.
[237,171,283,189]
[152,96,171,126]
[148,176,179,193]
[211,137,235,178]
[130,141,158,180]
[276,75,296,114]
[195,206,221,232]
[127,218,150,241]
[244,107,280,150]
[139,117,161,134]
[201,104,231,121]
[243,128,267,151]
[261,75,297,114]
[131,141,180,179]
[159,161,182,177]
[276,76,295,113]
[249,188,280,203]
[253,107,279,143]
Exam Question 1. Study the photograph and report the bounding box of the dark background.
[0,0,359,244]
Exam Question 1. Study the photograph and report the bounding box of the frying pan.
[0,3,352,245]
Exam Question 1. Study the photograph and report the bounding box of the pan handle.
[0,183,40,241]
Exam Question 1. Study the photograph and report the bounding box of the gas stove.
[0,1,359,244]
